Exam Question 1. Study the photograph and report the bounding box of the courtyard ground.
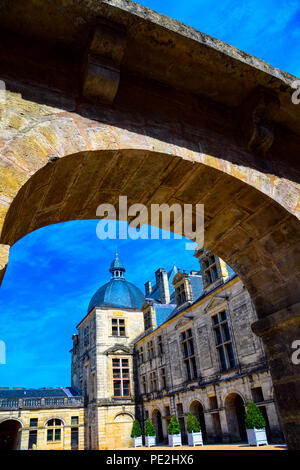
[116,443,286,451]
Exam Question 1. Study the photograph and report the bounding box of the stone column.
[78,424,85,450]
[203,412,215,444]
[37,426,45,450]
[20,428,29,450]
[218,408,230,443]
[252,303,300,450]
[265,402,284,443]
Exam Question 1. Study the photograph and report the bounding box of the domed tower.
[87,252,145,312]
[71,253,145,449]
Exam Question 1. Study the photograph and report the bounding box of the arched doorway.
[225,393,247,442]
[189,400,207,443]
[0,148,299,450]
[0,419,22,450]
[152,409,164,443]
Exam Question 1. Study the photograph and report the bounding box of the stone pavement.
[116,443,286,451]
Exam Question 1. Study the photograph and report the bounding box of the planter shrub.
[187,412,203,446]
[245,401,268,446]
[168,416,182,447]
[145,418,156,447]
[131,420,142,448]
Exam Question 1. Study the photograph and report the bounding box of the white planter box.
[132,436,143,448]
[188,431,203,446]
[168,433,182,447]
[145,435,156,447]
[246,428,268,446]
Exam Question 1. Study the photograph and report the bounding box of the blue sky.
[0,222,201,387]
[1,1,299,388]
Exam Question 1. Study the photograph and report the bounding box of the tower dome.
[87,253,145,312]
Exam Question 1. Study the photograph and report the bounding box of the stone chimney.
[144,281,152,297]
[155,268,170,304]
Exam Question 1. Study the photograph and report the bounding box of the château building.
[136,249,283,444]
[0,251,283,449]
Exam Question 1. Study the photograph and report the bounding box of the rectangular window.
[28,430,37,449]
[144,311,152,330]
[112,358,130,397]
[157,335,164,355]
[84,326,89,346]
[139,347,144,363]
[112,318,126,337]
[149,371,157,391]
[251,387,264,403]
[175,283,186,305]
[71,427,79,450]
[204,254,219,285]
[55,428,61,441]
[147,340,154,360]
[47,429,53,442]
[29,418,38,428]
[142,375,147,394]
[160,367,166,389]
[212,311,236,372]
[181,328,197,380]
[71,416,79,426]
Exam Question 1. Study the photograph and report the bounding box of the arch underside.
[1,149,299,320]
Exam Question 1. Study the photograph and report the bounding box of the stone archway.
[110,412,134,449]
[0,419,22,450]
[225,393,247,443]
[152,409,164,443]
[0,148,299,448]
[189,400,207,443]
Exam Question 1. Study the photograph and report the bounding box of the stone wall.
[136,277,283,443]
[0,407,85,450]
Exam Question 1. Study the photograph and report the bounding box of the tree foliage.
[187,412,201,433]
[245,401,266,430]
[145,418,156,436]
[168,415,181,435]
[131,419,142,438]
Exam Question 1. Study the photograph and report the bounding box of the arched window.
[46,419,63,442]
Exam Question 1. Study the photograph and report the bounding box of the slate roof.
[152,303,177,327]
[0,387,79,399]
[88,278,145,312]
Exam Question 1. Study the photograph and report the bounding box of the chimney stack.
[155,268,170,304]
[144,281,152,296]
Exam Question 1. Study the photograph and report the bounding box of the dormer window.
[144,310,152,330]
[204,254,218,284]
[175,283,186,305]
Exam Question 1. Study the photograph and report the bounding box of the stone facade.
[0,0,299,449]
[136,253,284,444]
[0,401,84,450]
[71,305,144,449]
[0,251,285,449]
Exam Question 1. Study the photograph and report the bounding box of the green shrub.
[187,412,201,433]
[168,415,181,435]
[245,401,266,430]
[131,419,142,438]
[145,418,156,436]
